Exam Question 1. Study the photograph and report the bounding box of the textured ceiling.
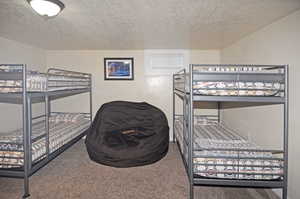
[0,0,300,50]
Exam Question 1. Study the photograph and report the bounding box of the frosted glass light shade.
[28,0,65,17]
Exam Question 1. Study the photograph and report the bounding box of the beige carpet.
[0,141,279,199]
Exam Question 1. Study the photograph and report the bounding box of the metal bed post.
[48,99,51,116]
[47,72,51,116]
[27,95,33,171]
[22,64,30,198]
[45,95,50,157]
[89,74,93,125]
[217,102,221,123]
[188,64,194,199]
[173,74,176,143]
[45,73,50,158]
[283,65,289,199]
[182,78,186,158]
[183,69,187,168]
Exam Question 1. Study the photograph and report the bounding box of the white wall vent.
[144,50,189,76]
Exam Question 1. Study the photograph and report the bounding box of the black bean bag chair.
[85,101,169,168]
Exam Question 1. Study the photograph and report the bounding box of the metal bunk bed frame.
[0,64,93,198]
[172,64,288,199]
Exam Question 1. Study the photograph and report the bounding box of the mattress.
[0,113,90,168]
[0,69,90,93]
[193,65,277,73]
[193,81,282,96]
[174,66,284,97]
[174,116,283,180]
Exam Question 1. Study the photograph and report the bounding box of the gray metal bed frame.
[0,64,93,198]
[172,64,288,199]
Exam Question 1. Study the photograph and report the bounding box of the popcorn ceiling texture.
[0,0,299,50]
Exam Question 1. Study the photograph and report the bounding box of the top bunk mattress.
[174,65,286,97]
[0,65,91,93]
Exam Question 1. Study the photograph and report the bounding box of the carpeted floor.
[0,141,279,199]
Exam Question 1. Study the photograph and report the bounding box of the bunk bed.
[0,64,92,198]
[173,64,288,199]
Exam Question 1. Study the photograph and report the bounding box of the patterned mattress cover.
[174,116,283,180]
[174,66,284,97]
[193,65,279,73]
[0,113,90,168]
[0,70,90,93]
[193,81,283,97]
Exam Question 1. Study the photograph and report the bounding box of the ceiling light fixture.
[27,0,65,17]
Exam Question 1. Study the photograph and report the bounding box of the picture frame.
[104,58,134,80]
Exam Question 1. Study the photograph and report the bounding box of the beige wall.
[0,37,46,71]
[0,37,46,132]
[46,50,220,141]
[221,10,300,199]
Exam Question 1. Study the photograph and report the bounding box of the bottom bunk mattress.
[174,116,283,180]
[0,113,90,168]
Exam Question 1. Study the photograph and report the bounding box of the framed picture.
[104,58,134,80]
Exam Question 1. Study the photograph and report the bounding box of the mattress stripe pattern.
[192,81,283,97]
